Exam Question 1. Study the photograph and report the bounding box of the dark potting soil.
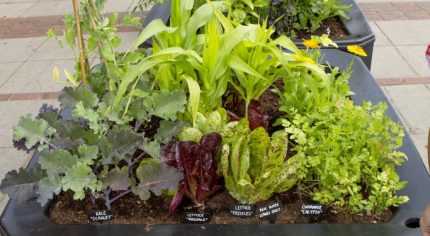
[294,17,349,41]
[50,189,393,225]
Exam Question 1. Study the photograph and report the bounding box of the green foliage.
[132,159,183,201]
[13,116,56,150]
[0,165,46,204]
[221,119,304,203]
[282,101,409,213]
[196,0,350,38]
[276,63,353,120]
[269,0,350,38]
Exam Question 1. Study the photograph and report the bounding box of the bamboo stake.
[72,0,88,89]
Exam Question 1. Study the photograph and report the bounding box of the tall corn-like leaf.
[183,75,200,127]
[126,19,177,54]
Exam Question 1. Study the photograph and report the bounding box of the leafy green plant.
[275,62,353,120]
[268,0,350,38]
[1,0,188,210]
[220,119,304,203]
[282,101,409,213]
[202,0,350,38]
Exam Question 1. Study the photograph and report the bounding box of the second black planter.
[140,0,375,69]
[1,49,429,236]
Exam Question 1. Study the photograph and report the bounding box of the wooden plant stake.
[72,0,88,89]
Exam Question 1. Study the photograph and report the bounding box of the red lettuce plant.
[161,133,223,214]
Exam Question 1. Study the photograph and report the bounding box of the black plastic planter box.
[140,0,375,69]
[1,49,429,236]
[294,0,375,70]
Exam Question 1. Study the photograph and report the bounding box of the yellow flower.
[347,45,368,57]
[303,38,319,49]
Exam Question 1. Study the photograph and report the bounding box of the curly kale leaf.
[132,159,183,201]
[0,165,46,204]
[13,115,56,150]
[58,87,98,109]
[62,162,101,200]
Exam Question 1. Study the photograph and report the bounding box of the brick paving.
[359,2,430,21]
[0,12,146,39]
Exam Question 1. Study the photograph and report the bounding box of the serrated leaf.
[77,145,98,165]
[98,128,143,165]
[58,87,98,109]
[72,101,107,134]
[36,173,62,205]
[13,115,56,149]
[154,120,185,143]
[102,166,131,191]
[142,141,160,159]
[133,160,182,200]
[0,166,46,204]
[62,162,100,200]
[39,149,78,174]
[144,90,187,121]
[121,13,141,27]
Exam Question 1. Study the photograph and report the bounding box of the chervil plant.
[282,100,409,213]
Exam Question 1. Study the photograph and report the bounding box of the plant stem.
[109,189,132,205]
[103,189,112,210]
[72,0,90,89]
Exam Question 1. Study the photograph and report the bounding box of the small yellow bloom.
[347,45,368,57]
[303,38,319,49]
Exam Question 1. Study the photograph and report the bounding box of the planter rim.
[293,0,375,47]
[1,50,428,236]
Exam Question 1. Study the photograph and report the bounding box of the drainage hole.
[405,218,420,228]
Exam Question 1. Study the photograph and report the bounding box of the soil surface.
[296,17,349,41]
[50,189,393,225]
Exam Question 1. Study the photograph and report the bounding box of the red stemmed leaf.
[161,133,223,213]
[248,100,268,131]
[169,181,186,214]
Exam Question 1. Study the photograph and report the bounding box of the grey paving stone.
[0,60,74,94]
[0,99,59,148]
[0,62,22,88]
[28,37,76,61]
[384,84,430,134]
[377,20,430,45]
[369,22,391,46]
[23,0,72,16]
[370,46,417,78]
[409,131,429,171]
[0,1,34,17]
[0,37,46,63]
[397,45,430,77]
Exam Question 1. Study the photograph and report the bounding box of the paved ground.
[0,0,428,213]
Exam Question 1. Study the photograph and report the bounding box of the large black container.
[294,0,375,70]
[140,0,375,69]
[1,50,428,236]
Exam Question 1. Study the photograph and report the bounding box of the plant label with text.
[300,204,324,215]
[88,210,114,222]
[184,212,211,224]
[229,204,255,218]
[258,202,282,220]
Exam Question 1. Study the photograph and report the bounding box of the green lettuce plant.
[220,119,304,203]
